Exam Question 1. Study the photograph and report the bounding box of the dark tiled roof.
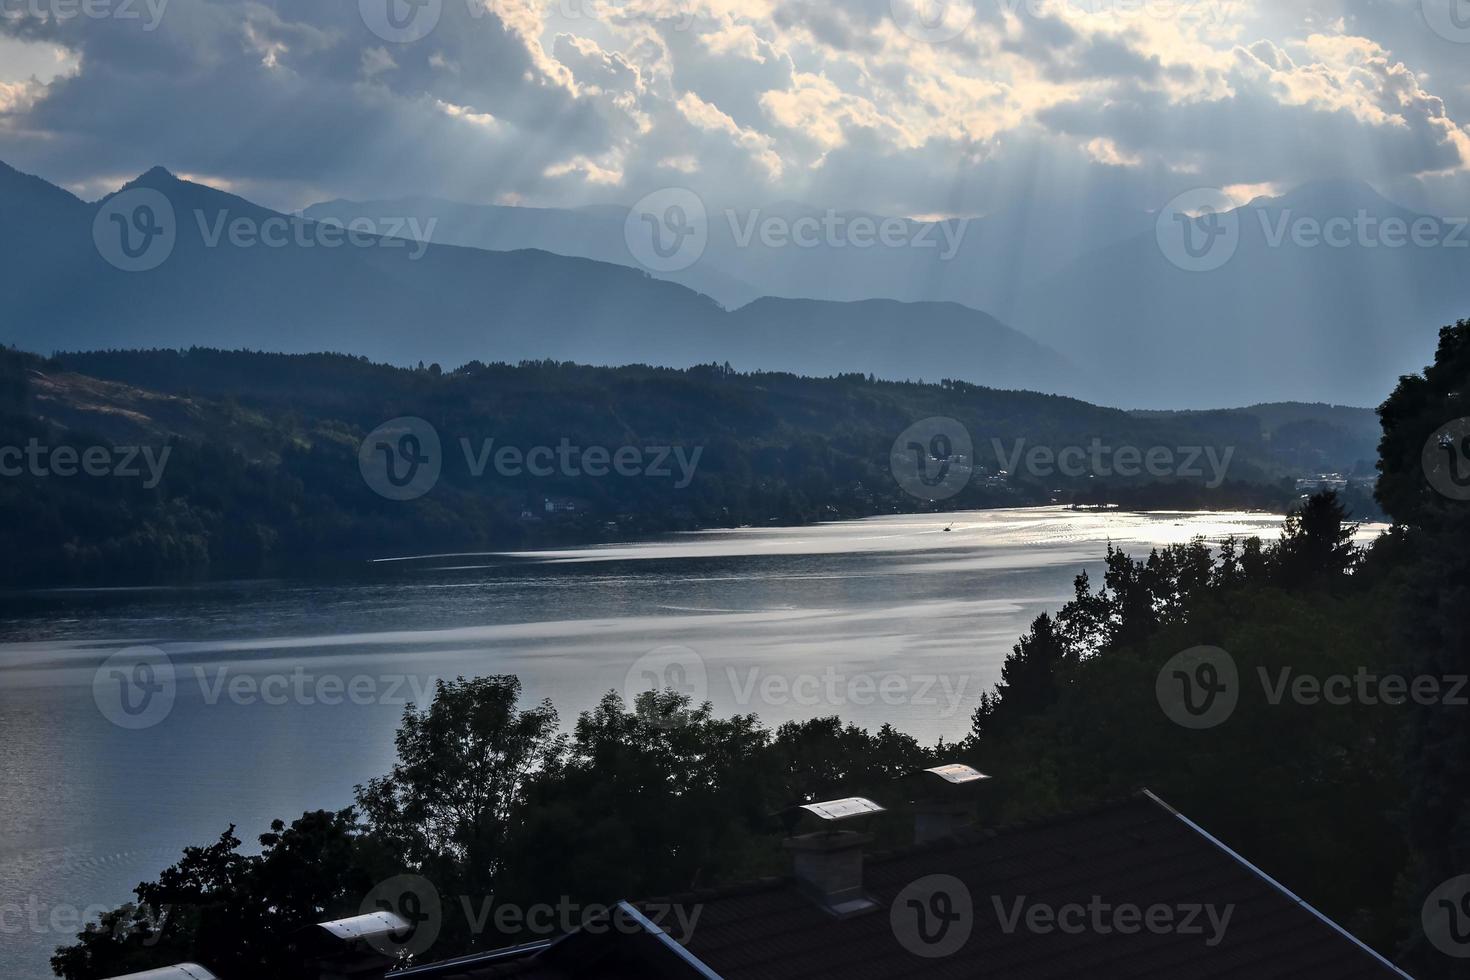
[400,792,1408,980]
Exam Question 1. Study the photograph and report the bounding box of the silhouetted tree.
[972,613,1074,738]
[1276,491,1360,584]
[355,676,563,910]
[1375,320,1470,978]
[52,811,369,980]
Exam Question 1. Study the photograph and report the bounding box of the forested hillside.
[1,347,1377,587]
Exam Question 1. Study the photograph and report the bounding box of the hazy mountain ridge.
[305,178,1464,409]
[0,161,1079,396]
[1012,180,1468,408]
[6,159,1458,409]
[303,193,1154,314]
[304,193,762,309]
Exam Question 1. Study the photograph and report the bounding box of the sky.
[3,0,1470,217]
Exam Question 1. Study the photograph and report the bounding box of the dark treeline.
[3,347,1373,587]
[51,685,953,979]
[47,322,1470,978]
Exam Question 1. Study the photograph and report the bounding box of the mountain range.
[305,179,1470,409]
[4,159,1464,408]
[301,194,1154,315]
[1011,180,1470,409]
[0,161,1076,396]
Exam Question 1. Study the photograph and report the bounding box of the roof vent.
[922,764,989,786]
[797,797,885,822]
[779,797,885,918]
[908,764,990,845]
[317,910,411,943]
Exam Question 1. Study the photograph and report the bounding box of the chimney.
[780,797,884,917]
[914,800,974,845]
[908,764,989,845]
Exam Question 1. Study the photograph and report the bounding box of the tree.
[1276,491,1360,584]
[55,679,566,977]
[1374,321,1470,978]
[972,613,1074,738]
[52,811,368,980]
[499,691,770,908]
[765,716,941,812]
[354,676,563,905]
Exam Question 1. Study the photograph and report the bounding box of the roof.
[101,967,219,980]
[393,791,1409,980]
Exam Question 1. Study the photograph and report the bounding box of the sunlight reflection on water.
[0,506,1385,979]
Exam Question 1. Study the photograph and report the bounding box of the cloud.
[552,34,641,92]
[0,0,1466,216]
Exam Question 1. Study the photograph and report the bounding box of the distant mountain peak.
[1252,177,1397,214]
[112,165,281,219]
[126,165,182,190]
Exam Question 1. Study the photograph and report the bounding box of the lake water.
[0,507,1382,978]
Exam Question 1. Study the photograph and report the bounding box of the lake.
[0,506,1381,978]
